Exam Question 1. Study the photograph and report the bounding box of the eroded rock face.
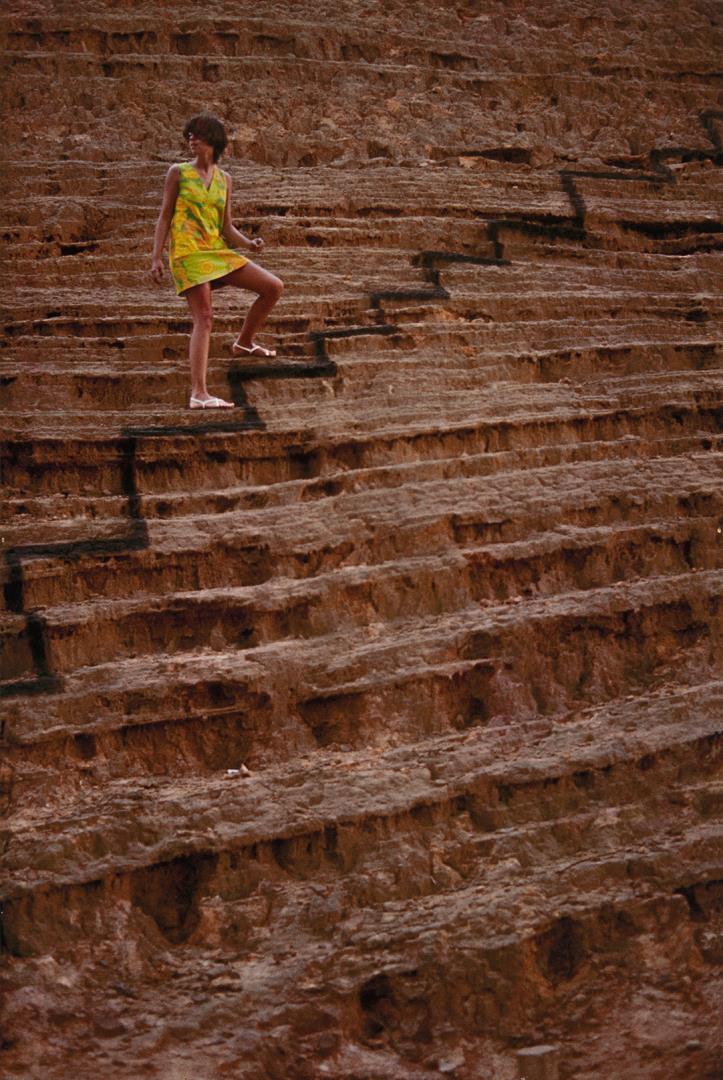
[1,1,721,1078]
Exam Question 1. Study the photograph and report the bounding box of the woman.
[151,113,284,408]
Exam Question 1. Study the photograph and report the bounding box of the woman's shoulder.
[171,162,200,175]
[161,163,182,196]
[169,163,195,186]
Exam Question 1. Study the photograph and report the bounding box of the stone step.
[2,432,718,527]
[5,381,723,496]
[10,210,717,267]
[6,220,501,258]
[3,449,720,608]
[6,225,718,293]
[3,318,719,377]
[9,551,718,677]
[2,574,717,760]
[3,597,718,793]
[2,339,719,413]
[1,308,370,342]
[7,262,720,301]
[2,677,719,930]
[285,571,722,742]
[1,6,713,66]
[0,307,368,353]
[0,360,335,410]
[8,43,708,88]
[3,178,720,267]
[322,342,722,389]
[3,11,702,67]
[5,247,721,303]
[2,25,497,65]
[3,158,717,220]
[3,379,720,495]
[4,315,718,368]
[5,56,717,173]
[3,837,718,1078]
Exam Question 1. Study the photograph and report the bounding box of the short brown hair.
[182,113,228,162]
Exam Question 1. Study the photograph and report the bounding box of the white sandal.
[189,395,235,409]
[231,340,276,358]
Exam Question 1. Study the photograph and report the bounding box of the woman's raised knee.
[265,276,284,302]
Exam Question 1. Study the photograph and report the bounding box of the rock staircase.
[1,3,722,1078]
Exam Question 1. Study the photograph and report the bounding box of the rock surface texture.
[1,1,722,1078]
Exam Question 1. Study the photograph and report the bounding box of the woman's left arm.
[222,172,264,253]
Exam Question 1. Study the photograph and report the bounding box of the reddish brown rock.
[1,2,721,1078]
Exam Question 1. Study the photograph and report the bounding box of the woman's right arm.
[151,165,180,282]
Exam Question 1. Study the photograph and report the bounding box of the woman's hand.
[248,236,265,254]
[151,257,164,283]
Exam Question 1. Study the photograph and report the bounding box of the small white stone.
[439,1052,465,1072]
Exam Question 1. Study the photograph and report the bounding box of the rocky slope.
[1,2,722,1078]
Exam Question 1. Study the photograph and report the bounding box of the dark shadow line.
[4,529,149,612]
[0,675,63,700]
[229,359,337,382]
[417,251,510,268]
[700,109,723,161]
[555,108,722,231]
[371,286,450,305]
[312,326,397,342]
[122,419,266,438]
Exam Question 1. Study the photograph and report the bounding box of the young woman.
[151,113,284,408]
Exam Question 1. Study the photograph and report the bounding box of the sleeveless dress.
[169,162,249,295]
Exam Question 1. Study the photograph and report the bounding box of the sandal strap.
[233,342,275,357]
[189,396,234,408]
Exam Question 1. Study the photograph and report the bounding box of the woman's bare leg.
[218,262,284,349]
[184,282,232,405]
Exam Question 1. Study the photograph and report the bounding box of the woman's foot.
[231,339,276,358]
[189,394,235,409]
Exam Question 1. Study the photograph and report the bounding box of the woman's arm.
[221,172,264,254]
[151,165,180,282]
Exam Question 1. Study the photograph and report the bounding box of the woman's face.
[187,131,211,155]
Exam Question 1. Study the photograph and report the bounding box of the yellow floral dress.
[169,162,249,295]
